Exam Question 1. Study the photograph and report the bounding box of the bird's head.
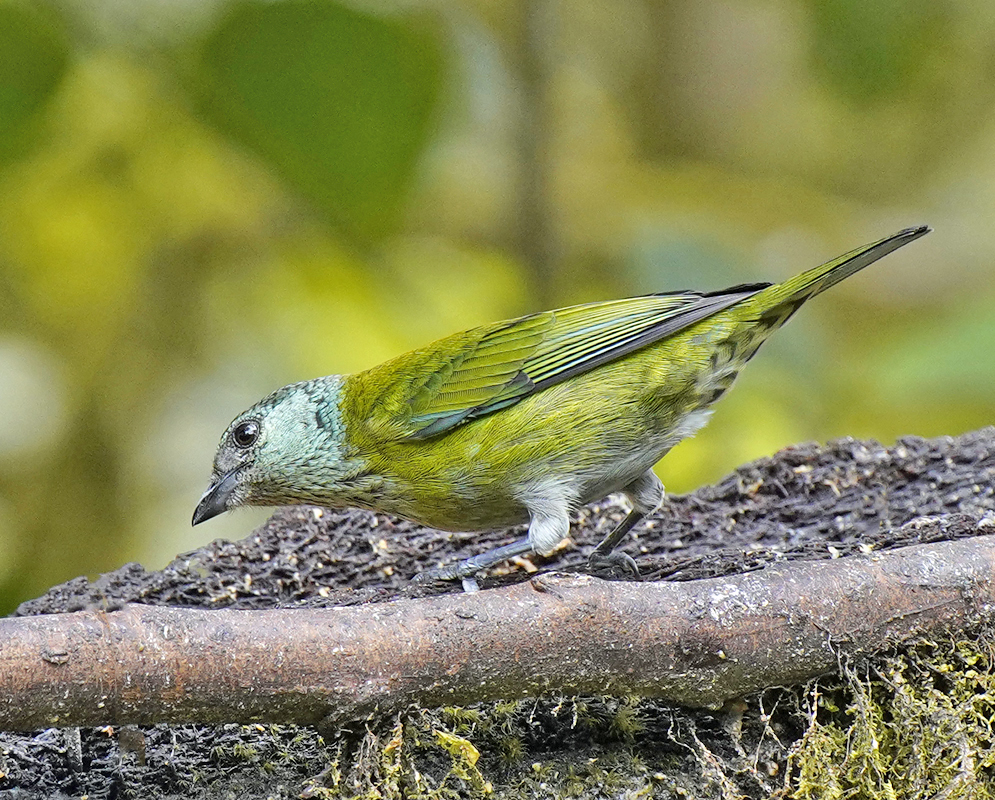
[192,376,352,525]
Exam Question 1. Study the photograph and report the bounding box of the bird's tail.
[749,225,931,325]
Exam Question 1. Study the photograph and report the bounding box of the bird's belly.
[374,479,532,532]
[572,407,713,504]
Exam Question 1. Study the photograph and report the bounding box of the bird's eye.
[231,420,260,448]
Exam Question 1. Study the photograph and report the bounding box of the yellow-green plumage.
[194,226,929,584]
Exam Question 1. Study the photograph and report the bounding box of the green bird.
[194,226,929,589]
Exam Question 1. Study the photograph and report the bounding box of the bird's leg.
[414,499,572,591]
[588,470,664,576]
[414,538,535,592]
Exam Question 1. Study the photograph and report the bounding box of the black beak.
[192,467,242,526]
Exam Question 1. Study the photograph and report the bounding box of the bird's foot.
[587,549,640,578]
[413,562,481,593]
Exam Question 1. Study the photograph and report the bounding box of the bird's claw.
[588,550,640,578]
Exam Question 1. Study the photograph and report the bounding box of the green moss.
[608,697,645,741]
[497,735,523,764]
[784,635,995,799]
[433,729,492,795]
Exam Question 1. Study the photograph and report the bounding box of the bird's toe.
[587,550,640,578]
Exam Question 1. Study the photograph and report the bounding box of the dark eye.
[231,420,260,448]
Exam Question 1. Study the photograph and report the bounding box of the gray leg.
[413,500,571,591]
[589,470,664,576]
[414,538,535,583]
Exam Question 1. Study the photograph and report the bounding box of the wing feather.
[402,287,762,438]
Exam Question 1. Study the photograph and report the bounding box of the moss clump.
[783,636,995,799]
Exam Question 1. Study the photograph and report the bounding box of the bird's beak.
[192,467,242,526]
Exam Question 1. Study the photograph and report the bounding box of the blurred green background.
[0,0,992,612]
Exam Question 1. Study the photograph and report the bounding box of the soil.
[2,428,994,798]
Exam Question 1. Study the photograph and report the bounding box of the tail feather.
[766,225,931,310]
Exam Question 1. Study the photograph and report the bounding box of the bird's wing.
[401,286,764,439]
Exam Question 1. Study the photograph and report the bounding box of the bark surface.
[1,531,993,731]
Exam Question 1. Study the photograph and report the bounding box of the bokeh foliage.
[0,3,69,168]
[0,0,993,611]
[196,0,443,240]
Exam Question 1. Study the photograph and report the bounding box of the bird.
[194,225,930,590]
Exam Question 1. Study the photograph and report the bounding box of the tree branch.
[2,527,992,731]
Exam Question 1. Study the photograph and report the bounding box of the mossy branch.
[0,528,993,731]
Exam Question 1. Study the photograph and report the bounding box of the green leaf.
[195,0,444,241]
[0,3,70,167]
